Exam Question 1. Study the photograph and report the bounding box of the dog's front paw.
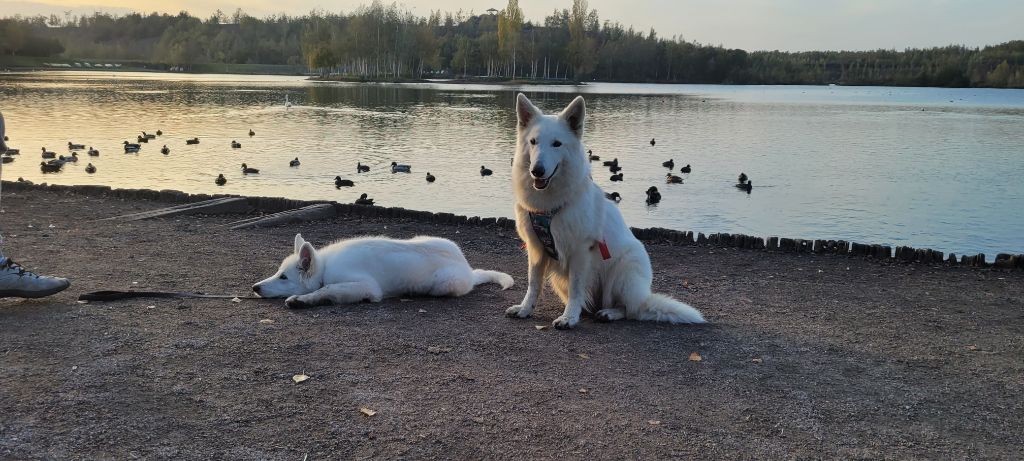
[285,295,309,309]
[552,314,579,330]
[595,308,626,322]
[506,303,534,319]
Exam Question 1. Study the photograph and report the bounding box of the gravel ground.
[1,187,1022,460]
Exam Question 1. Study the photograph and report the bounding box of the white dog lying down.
[253,234,514,308]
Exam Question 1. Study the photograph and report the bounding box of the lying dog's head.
[513,93,587,193]
[252,233,321,298]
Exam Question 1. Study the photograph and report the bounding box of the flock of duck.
[1,133,754,208]
[592,138,753,206]
[3,128,508,207]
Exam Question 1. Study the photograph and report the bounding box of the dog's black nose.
[252,284,262,296]
[530,165,546,178]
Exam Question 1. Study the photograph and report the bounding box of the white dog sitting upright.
[253,234,514,308]
[508,93,706,329]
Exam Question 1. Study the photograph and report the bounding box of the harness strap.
[529,210,560,260]
[524,204,611,261]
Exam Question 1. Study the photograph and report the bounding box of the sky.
[1,0,1021,52]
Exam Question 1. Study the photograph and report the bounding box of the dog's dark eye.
[552,140,562,147]
[529,138,537,145]
[279,274,288,280]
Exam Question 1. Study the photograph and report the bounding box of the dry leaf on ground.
[231,297,241,303]
[751,358,763,363]
[427,346,451,354]
[535,325,548,331]
[648,420,661,426]
[259,319,274,324]
[578,353,589,359]
[360,407,377,417]
[689,352,702,362]
[292,374,309,384]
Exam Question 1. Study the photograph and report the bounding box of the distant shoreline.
[0,64,587,85]
[6,66,1022,90]
[4,61,1022,90]
[0,58,307,76]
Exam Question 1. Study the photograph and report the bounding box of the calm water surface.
[2,71,1022,258]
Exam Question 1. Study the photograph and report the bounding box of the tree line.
[1,0,1021,88]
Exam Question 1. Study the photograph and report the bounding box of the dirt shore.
[1,187,1022,460]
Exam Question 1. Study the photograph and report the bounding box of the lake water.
[2,71,1022,259]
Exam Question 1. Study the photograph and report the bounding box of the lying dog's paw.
[505,304,534,319]
[285,295,308,309]
[595,308,626,322]
[552,314,579,330]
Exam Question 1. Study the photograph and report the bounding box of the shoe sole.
[0,282,71,299]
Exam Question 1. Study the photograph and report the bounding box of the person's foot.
[0,258,70,298]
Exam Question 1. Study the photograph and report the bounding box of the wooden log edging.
[228,204,337,230]
[104,197,252,222]
[3,180,1021,270]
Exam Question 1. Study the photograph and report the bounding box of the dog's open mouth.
[533,165,559,190]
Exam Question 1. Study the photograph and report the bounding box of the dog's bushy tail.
[472,269,514,290]
[637,293,706,324]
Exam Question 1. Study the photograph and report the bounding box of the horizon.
[1,0,1021,53]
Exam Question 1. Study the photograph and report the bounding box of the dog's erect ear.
[559,96,586,138]
[297,241,315,273]
[516,93,541,129]
[294,233,305,254]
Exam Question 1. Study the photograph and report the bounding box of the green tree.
[1,21,27,55]
[301,13,335,75]
[153,18,205,67]
[413,13,441,77]
[478,31,499,77]
[568,0,597,79]
[986,60,1012,87]
[497,0,523,77]
[452,35,474,77]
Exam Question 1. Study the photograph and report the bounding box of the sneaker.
[0,258,71,298]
